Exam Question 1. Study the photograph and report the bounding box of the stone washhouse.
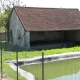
[7,6,80,49]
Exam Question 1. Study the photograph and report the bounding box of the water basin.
[48,71,80,80]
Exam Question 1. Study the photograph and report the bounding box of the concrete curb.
[6,63,35,80]
[12,52,80,65]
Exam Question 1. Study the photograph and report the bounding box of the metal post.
[1,41,3,79]
[42,52,44,80]
[5,26,6,42]
[16,46,18,80]
[5,26,7,51]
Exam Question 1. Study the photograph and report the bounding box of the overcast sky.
[21,0,80,10]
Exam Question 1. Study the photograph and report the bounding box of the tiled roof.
[13,6,80,31]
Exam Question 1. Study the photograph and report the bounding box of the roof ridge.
[14,6,79,11]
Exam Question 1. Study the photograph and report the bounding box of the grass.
[20,58,80,80]
[0,41,80,80]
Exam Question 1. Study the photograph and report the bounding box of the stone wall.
[24,31,30,49]
[9,10,25,47]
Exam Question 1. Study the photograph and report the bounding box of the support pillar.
[25,31,30,49]
[61,31,64,47]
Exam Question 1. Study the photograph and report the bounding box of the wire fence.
[0,40,80,80]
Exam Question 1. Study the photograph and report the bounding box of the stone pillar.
[25,31,30,49]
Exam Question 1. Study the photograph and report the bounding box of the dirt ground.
[0,74,13,80]
[0,77,13,80]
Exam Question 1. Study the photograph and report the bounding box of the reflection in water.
[48,71,80,80]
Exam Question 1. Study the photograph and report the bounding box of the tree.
[0,13,6,27]
[0,0,24,27]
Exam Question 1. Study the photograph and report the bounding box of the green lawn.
[0,41,80,80]
[20,58,80,80]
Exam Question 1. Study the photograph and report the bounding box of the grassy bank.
[0,41,80,80]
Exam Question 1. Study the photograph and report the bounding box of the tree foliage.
[0,0,24,27]
[0,13,7,26]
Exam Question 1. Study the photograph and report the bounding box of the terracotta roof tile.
[13,6,80,31]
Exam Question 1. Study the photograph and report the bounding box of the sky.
[20,0,80,10]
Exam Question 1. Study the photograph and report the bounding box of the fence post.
[16,46,18,80]
[42,52,44,80]
[0,40,3,79]
[5,27,7,51]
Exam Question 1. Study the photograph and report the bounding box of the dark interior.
[30,30,80,49]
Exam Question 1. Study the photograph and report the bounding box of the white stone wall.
[24,31,30,49]
[9,10,25,47]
